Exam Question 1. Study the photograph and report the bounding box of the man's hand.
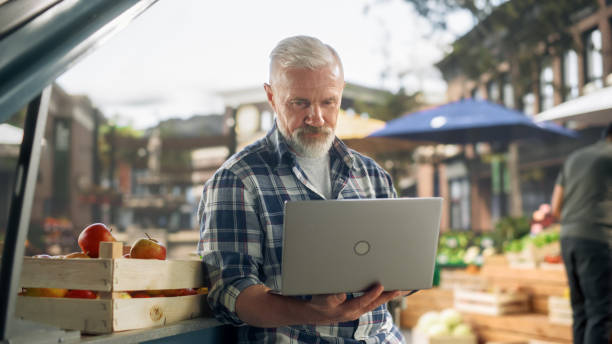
[235,283,412,328]
[308,283,408,324]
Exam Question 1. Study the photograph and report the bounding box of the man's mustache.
[297,125,332,135]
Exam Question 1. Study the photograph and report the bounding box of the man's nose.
[305,106,324,127]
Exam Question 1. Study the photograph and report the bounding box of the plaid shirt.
[197,125,405,343]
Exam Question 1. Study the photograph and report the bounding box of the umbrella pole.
[508,143,523,217]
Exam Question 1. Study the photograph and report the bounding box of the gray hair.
[269,35,343,82]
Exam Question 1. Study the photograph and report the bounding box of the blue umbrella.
[369,99,578,144]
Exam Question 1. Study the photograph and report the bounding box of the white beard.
[279,124,335,158]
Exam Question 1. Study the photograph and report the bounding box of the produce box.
[547,296,572,326]
[439,269,487,291]
[16,242,209,334]
[454,290,529,316]
[412,328,477,344]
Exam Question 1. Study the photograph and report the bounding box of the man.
[197,36,408,343]
[551,122,612,344]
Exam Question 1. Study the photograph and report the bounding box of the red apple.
[129,233,166,260]
[78,223,116,258]
[65,289,97,299]
[130,291,151,298]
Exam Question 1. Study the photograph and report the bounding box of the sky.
[57,0,474,130]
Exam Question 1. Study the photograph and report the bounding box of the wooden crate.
[454,290,529,316]
[16,242,208,334]
[439,269,488,291]
[548,296,572,326]
[463,313,572,343]
[480,259,567,314]
[399,288,454,329]
[412,329,477,344]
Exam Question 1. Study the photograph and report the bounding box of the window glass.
[501,73,515,109]
[539,57,554,112]
[563,50,580,101]
[449,178,470,230]
[471,87,484,100]
[584,28,603,89]
[487,80,500,103]
[522,91,536,116]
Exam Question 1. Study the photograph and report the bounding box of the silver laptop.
[280,197,442,295]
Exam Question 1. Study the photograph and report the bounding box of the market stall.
[400,211,574,344]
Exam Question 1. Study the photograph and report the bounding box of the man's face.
[264,64,344,157]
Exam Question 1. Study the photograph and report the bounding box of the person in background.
[551,122,612,344]
[197,35,409,343]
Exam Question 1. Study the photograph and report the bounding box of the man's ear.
[264,83,275,109]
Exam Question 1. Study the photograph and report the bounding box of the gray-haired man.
[198,36,409,343]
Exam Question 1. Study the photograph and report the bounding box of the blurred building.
[117,115,231,231]
[24,84,102,254]
[431,0,612,231]
[218,82,392,150]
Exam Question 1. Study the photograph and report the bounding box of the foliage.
[492,215,530,251]
[383,0,599,94]
[354,88,422,122]
[503,228,560,252]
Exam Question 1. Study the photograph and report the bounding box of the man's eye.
[292,100,309,108]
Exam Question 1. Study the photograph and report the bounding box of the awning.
[369,99,577,144]
[535,87,612,126]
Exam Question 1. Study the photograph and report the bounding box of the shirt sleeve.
[197,168,263,326]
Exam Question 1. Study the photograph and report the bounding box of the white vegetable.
[452,323,473,337]
[440,308,462,328]
[463,246,480,264]
[416,311,440,332]
[427,323,450,337]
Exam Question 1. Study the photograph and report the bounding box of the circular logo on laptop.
[354,240,370,256]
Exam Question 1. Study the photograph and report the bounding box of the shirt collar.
[265,121,357,170]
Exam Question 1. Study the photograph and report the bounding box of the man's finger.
[348,284,384,310]
[364,290,402,312]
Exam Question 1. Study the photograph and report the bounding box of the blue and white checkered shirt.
[197,124,405,343]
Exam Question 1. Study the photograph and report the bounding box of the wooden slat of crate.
[481,264,566,284]
[19,258,114,291]
[15,294,208,334]
[19,257,205,291]
[113,259,204,291]
[412,329,477,344]
[112,294,206,332]
[439,269,487,291]
[548,296,572,325]
[454,290,529,316]
[477,328,571,344]
[16,297,113,333]
[462,313,572,343]
[483,255,508,266]
[403,289,454,309]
